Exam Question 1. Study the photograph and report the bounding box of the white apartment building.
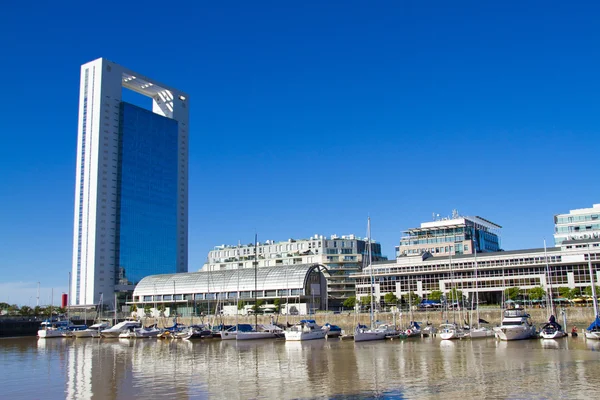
[71,58,189,307]
[554,203,600,247]
[201,235,386,308]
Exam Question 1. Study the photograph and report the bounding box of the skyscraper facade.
[71,58,189,306]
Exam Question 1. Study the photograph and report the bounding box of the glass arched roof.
[133,264,329,297]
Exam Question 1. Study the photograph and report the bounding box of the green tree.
[527,286,545,301]
[252,299,265,313]
[558,287,576,299]
[0,302,9,310]
[33,306,42,316]
[505,287,521,301]
[360,295,373,308]
[401,292,421,305]
[428,290,443,302]
[384,293,398,305]
[584,286,600,297]
[343,296,356,309]
[238,300,246,311]
[144,305,152,317]
[273,298,281,313]
[19,306,33,316]
[447,288,463,303]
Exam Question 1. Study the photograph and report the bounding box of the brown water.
[1,336,599,399]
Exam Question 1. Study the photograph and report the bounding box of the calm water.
[1,336,599,399]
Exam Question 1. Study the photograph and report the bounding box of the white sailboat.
[585,253,600,340]
[285,319,329,341]
[237,234,282,341]
[540,240,566,340]
[354,218,386,342]
[440,249,466,340]
[469,243,493,339]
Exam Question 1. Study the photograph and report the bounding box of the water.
[1,336,599,399]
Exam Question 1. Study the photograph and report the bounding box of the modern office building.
[355,239,599,307]
[71,58,189,307]
[554,203,600,247]
[396,210,501,258]
[201,235,387,309]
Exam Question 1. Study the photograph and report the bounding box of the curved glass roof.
[133,264,329,296]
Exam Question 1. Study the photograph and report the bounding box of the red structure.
[61,293,68,308]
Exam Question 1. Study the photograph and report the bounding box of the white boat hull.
[585,331,600,340]
[236,331,278,340]
[494,326,536,341]
[72,329,101,338]
[38,329,65,338]
[220,331,237,340]
[135,328,161,338]
[469,328,494,339]
[354,330,386,342]
[285,330,327,341]
[540,330,566,339]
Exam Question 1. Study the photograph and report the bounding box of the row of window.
[138,288,304,303]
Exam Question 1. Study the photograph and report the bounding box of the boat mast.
[544,240,555,316]
[368,217,374,329]
[254,233,258,330]
[589,252,599,318]
[114,292,117,326]
[474,240,480,329]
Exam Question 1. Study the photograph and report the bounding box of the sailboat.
[469,242,493,339]
[236,234,283,340]
[440,249,466,340]
[540,240,566,339]
[585,253,600,340]
[404,277,421,338]
[354,218,386,342]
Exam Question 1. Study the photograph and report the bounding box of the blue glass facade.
[116,102,179,285]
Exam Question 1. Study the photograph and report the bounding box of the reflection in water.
[1,336,599,399]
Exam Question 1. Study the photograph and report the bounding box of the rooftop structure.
[71,58,189,308]
[554,203,600,247]
[396,210,501,258]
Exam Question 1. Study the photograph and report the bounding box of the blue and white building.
[71,58,189,307]
[554,203,600,247]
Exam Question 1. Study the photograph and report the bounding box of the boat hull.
[469,328,494,339]
[585,331,600,340]
[540,330,566,339]
[236,332,278,340]
[37,329,66,338]
[285,330,327,341]
[72,330,101,338]
[354,330,386,342]
[494,326,536,341]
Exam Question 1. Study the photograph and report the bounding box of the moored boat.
[539,315,566,339]
[493,306,536,341]
[439,323,466,340]
[72,321,111,338]
[285,320,328,341]
[101,320,142,338]
[324,323,342,338]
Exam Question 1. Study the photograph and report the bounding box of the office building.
[554,203,600,246]
[71,58,189,307]
[396,210,501,258]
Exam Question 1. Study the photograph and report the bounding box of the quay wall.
[153,307,596,333]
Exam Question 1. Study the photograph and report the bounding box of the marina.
[2,332,600,399]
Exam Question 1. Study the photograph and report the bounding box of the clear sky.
[1,1,599,306]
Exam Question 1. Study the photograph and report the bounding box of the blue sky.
[1,1,599,306]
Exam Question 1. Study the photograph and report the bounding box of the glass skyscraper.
[71,58,189,307]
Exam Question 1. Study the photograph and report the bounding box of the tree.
[238,301,246,311]
[505,287,521,301]
[401,292,421,306]
[33,306,43,316]
[144,305,152,317]
[558,287,576,299]
[360,295,373,309]
[447,288,463,303]
[273,298,281,313]
[252,299,265,313]
[384,293,398,305]
[527,286,545,301]
[343,296,356,309]
[19,306,33,316]
[428,290,443,302]
[584,286,600,297]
